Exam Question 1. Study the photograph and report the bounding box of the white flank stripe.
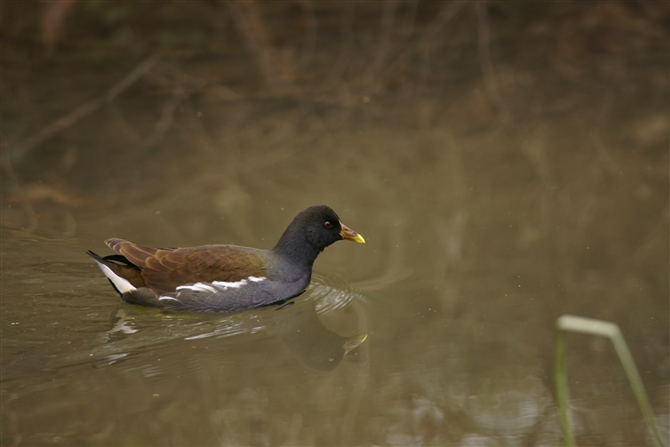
[176,283,217,293]
[96,262,136,294]
[212,276,266,289]
[158,296,180,302]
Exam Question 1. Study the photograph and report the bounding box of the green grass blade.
[554,326,575,446]
[554,314,666,447]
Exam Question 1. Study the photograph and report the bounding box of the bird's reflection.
[93,290,367,372]
[274,300,367,371]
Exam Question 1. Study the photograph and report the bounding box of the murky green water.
[2,2,669,446]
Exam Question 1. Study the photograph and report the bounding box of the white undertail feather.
[95,262,136,294]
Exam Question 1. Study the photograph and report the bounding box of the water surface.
[2,2,668,446]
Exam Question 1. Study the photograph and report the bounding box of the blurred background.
[1,1,668,446]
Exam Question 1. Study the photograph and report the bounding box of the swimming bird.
[87,205,365,312]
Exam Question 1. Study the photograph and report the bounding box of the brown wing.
[106,238,162,266]
[105,238,270,294]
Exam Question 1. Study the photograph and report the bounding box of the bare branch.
[3,54,161,158]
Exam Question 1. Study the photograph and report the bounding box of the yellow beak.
[340,222,365,243]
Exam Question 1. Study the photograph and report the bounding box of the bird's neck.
[272,228,322,268]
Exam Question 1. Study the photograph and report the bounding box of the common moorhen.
[87,205,365,312]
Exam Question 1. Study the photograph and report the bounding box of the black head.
[299,205,345,248]
[273,205,364,264]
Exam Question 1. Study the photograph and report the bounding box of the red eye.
[324,221,333,229]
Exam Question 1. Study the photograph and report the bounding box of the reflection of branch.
[476,1,510,120]
[298,0,317,68]
[418,1,468,89]
[421,0,468,45]
[0,149,38,232]
[107,101,142,144]
[111,60,234,153]
[141,87,187,151]
[4,54,161,158]
[225,1,295,85]
[327,3,356,85]
[41,0,78,55]
[370,0,399,75]
[146,56,242,149]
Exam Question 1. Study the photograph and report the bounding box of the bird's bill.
[340,222,365,243]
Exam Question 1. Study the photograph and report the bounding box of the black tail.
[86,250,146,294]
